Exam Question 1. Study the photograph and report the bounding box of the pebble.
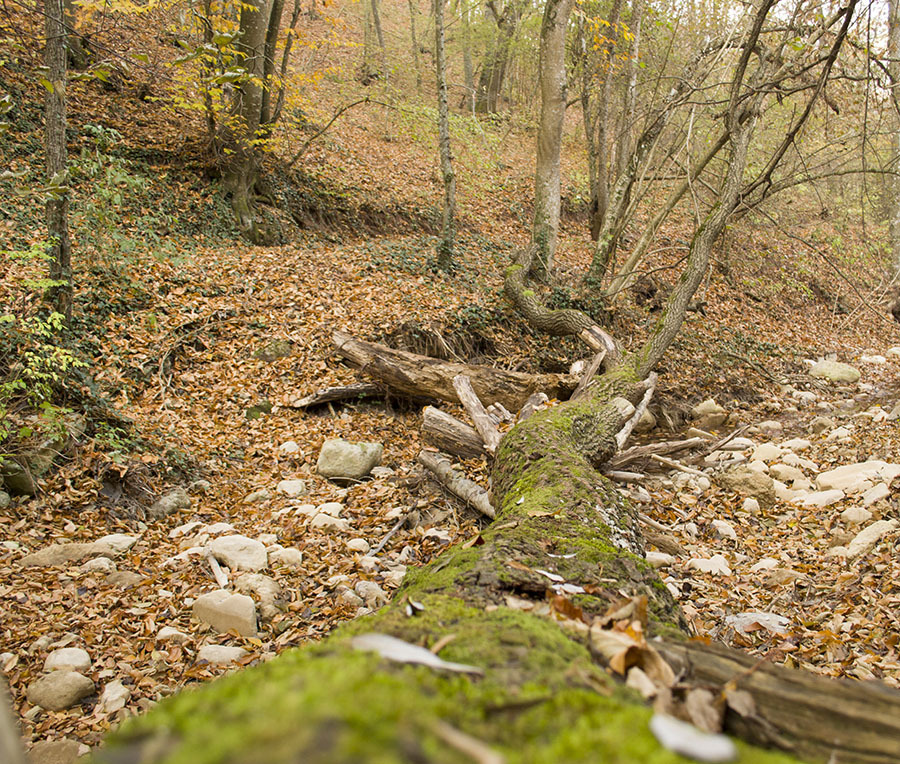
[197,645,248,665]
[269,547,303,566]
[276,479,307,497]
[208,535,268,572]
[26,671,95,711]
[99,679,131,713]
[43,647,91,673]
[157,626,191,645]
[346,538,371,554]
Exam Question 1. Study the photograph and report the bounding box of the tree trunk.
[434,0,456,270]
[223,0,272,242]
[259,0,286,128]
[45,0,73,322]
[63,0,90,69]
[371,0,388,81]
[458,0,475,112]
[616,0,643,181]
[889,0,900,278]
[408,0,423,94]
[530,0,574,278]
[474,1,519,114]
[589,0,622,241]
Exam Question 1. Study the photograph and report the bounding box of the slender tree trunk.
[63,0,89,69]
[475,1,519,113]
[223,0,272,242]
[259,0,286,129]
[889,0,900,278]
[434,0,456,269]
[408,0,423,94]
[45,0,72,321]
[371,0,388,81]
[617,0,644,180]
[578,18,599,219]
[590,0,622,240]
[200,0,218,145]
[531,0,575,279]
[271,0,302,126]
[458,0,475,112]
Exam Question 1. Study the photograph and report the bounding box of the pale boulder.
[192,590,258,637]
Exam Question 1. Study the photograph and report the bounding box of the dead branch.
[416,450,495,519]
[289,382,382,409]
[452,375,501,454]
[421,406,487,461]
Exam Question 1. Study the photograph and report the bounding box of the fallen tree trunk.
[334,330,577,411]
[421,405,487,460]
[96,357,900,764]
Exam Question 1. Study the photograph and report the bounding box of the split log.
[659,640,900,764]
[288,382,382,409]
[333,330,576,411]
[421,406,486,460]
[452,375,501,454]
[608,436,709,470]
[417,450,495,519]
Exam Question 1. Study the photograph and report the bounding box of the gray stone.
[242,488,272,504]
[235,573,284,622]
[841,506,872,525]
[189,479,212,494]
[80,557,116,575]
[769,463,805,483]
[316,439,383,482]
[105,571,144,589]
[338,588,364,608]
[26,671,94,711]
[862,483,890,506]
[354,581,388,608]
[717,466,775,507]
[208,535,268,572]
[43,647,91,673]
[801,489,845,508]
[817,461,900,493]
[846,520,898,560]
[810,416,835,434]
[757,420,783,434]
[269,547,303,567]
[751,443,782,462]
[278,440,301,455]
[157,626,191,644]
[276,479,307,497]
[93,534,139,557]
[99,679,131,713]
[197,645,248,665]
[635,409,657,432]
[317,502,345,516]
[148,487,191,519]
[810,360,860,384]
[19,543,96,567]
[27,738,82,764]
[346,538,370,554]
[192,590,258,637]
[0,490,9,509]
[310,513,351,532]
[826,426,853,443]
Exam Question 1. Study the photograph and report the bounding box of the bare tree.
[434,0,456,269]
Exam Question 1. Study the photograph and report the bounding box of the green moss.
[97,600,802,764]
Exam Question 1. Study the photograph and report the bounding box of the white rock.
[278,440,301,454]
[747,460,769,474]
[695,476,711,492]
[810,360,860,383]
[257,533,278,546]
[792,391,817,405]
[826,426,852,443]
[769,463,805,483]
[887,347,900,358]
[294,504,317,516]
[781,438,811,452]
[235,573,284,622]
[860,355,886,364]
[338,588,364,607]
[310,514,351,532]
[862,483,890,507]
[269,547,303,566]
[802,489,845,508]
[383,568,407,588]
[92,534,139,557]
[711,520,737,540]
[192,590,257,637]
[841,506,872,526]
[80,557,116,575]
[157,626,191,644]
[752,443,782,462]
[346,538,371,554]
[317,439,383,482]
[749,557,778,572]
[148,487,191,519]
[758,420,783,434]
[645,552,676,568]
[26,671,94,711]
[197,645,248,665]
[208,535,268,572]
[44,647,91,673]
[276,479,307,497]
[773,480,798,502]
[688,555,732,576]
[846,520,898,560]
[355,580,389,607]
[243,488,272,504]
[203,522,235,535]
[816,461,900,493]
[99,679,131,713]
[720,437,755,451]
[741,498,760,513]
[316,502,345,516]
[169,521,203,538]
[826,546,848,558]
[357,556,380,573]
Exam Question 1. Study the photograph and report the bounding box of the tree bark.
[531,0,574,278]
[408,0,423,94]
[474,0,520,114]
[45,0,73,322]
[259,0,286,128]
[889,0,900,278]
[223,0,272,242]
[421,405,487,460]
[434,0,456,269]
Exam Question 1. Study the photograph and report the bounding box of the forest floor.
[2,31,900,758]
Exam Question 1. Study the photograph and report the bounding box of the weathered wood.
[421,406,486,460]
[333,331,577,411]
[452,375,501,454]
[288,382,382,409]
[615,372,657,449]
[608,436,708,470]
[417,450,495,519]
[570,350,607,401]
[659,640,900,764]
[516,392,548,423]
